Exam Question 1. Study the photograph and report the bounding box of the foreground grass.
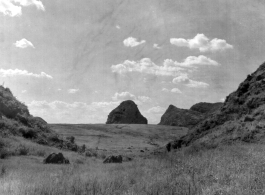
[1,143,265,195]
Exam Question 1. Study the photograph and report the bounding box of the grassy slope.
[1,124,265,195]
[1,142,265,195]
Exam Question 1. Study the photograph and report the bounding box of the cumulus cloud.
[14,38,35,48]
[112,91,136,101]
[123,37,146,47]
[67,89,79,94]
[173,74,209,88]
[0,0,45,17]
[162,87,182,93]
[170,34,233,52]
[111,56,218,77]
[153,43,161,49]
[171,88,182,93]
[27,100,119,123]
[138,96,151,102]
[147,106,165,113]
[0,69,52,79]
[162,88,169,92]
[164,55,219,67]
[111,58,184,77]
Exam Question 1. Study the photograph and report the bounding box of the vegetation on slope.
[169,62,265,149]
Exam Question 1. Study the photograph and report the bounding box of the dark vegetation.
[0,85,83,158]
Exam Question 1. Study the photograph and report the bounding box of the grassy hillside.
[1,141,265,195]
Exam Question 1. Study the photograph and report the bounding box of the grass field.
[1,124,265,195]
[50,124,188,157]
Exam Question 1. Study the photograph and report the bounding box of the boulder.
[106,100,147,124]
[43,153,70,164]
[103,155,122,163]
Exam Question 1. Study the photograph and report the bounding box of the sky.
[0,0,265,124]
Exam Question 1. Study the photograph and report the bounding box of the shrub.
[66,136,75,144]
[16,144,29,156]
[0,148,10,159]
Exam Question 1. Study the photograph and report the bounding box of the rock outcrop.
[103,155,123,163]
[106,100,147,124]
[43,153,70,164]
[168,61,265,150]
[190,102,223,114]
[158,105,203,127]
[158,102,222,127]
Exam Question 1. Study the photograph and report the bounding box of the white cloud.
[138,96,151,102]
[171,88,182,93]
[153,43,161,49]
[147,106,165,113]
[111,58,184,77]
[0,0,45,17]
[111,56,218,77]
[0,0,22,16]
[123,37,146,47]
[0,69,52,79]
[14,38,35,48]
[112,91,136,101]
[164,55,219,67]
[27,100,119,123]
[21,90,27,93]
[112,92,151,105]
[173,74,209,88]
[68,89,79,94]
[162,88,169,92]
[170,34,233,52]
[162,87,182,93]
[116,25,121,29]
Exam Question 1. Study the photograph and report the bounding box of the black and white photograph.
[0,0,265,194]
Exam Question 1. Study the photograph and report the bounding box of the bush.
[66,136,75,144]
[0,148,10,159]
[16,144,29,156]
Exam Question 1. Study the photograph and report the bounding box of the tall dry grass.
[1,143,265,195]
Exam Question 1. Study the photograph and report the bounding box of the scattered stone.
[43,153,70,164]
[103,155,123,163]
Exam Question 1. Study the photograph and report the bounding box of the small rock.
[103,155,122,163]
[43,153,70,164]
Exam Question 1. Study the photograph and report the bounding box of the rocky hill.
[190,102,223,114]
[168,62,265,150]
[106,100,148,124]
[158,105,203,127]
[0,86,80,151]
[159,102,222,127]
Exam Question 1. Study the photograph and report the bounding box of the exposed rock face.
[103,155,122,163]
[106,100,147,124]
[168,62,265,150]
[158,105,203,127]
[43,153,70,164]
[190,102,223,114]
